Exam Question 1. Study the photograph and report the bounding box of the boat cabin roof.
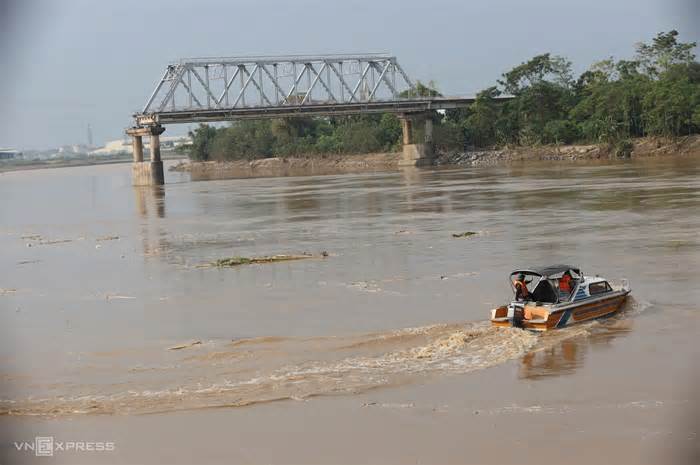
[511,264,581,279]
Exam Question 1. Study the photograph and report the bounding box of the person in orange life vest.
[513,273,531,301]
[559,271,573,294]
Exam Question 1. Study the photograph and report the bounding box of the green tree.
[210,120,274,160]
[498,53,573,95]
[636,30,697,77]
[399,80,442,99]
[570,59,650,142]
[334,119,383,153]
[182,31,699,160]
[433,120,464,152]
[187,124,218,161]
[642,63,700,136]
[543,120,579,144]
[465,86,501,147]
[377,114,402,151]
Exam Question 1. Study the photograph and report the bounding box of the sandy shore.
[170,152,401,180]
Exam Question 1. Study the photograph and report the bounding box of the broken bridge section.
[129,54,491,184]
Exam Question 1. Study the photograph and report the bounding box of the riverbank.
[0,153,184,174]
[169,152,400,180]
[436,135,700,166]
[170,135,700,179]
[0,157,133,173]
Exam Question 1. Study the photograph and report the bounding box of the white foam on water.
[0,321,541,416]
[1,304,648,417]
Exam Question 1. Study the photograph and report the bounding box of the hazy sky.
[0,0,697,149]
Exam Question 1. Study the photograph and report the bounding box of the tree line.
[185,30,699,161]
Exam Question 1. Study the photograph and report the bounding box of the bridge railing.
[140,54,418,117]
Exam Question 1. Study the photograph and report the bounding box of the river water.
[0,158,698,461]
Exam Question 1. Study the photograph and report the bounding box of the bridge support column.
[399,113,434,167]
[150,133,161,162]
[132,136,143,162]
[127,125,166,186]
[401,118,413,145]
[424,117,433,143]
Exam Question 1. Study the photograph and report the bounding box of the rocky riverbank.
[435,135,700,166]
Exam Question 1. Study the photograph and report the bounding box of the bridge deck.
[134,97,497,126]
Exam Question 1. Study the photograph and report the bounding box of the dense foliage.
[185,114,402,161]
[445,30,699,150]
[185,31,699,161]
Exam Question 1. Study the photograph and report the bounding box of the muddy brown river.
[0,158,698,464]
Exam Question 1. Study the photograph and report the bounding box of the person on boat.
[514,273,531,301]
[559,271,573,295]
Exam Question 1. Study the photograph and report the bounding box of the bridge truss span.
[128,52,507,185]
[138,53,421,126]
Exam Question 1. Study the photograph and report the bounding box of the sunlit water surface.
[0,158,698,415]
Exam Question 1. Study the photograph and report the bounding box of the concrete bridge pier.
[127,125,166,186]
[398,113,435,167]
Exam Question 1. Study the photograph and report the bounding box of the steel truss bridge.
[134,53,491,127]
[128,53,513,185]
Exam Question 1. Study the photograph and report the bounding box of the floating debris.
[349,281,382,293]
[39,239,73,245]
[206,252,328,268]
[105,294,136,300]
[216,257,252,266]
[440,271,478,280]
[22,234,73,246]
[452,231,478,238]
[168,341,202,351]
[96,235,120,242]
[362,402,415,409]
[143,248,163,257]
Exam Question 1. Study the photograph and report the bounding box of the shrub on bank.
[182,30,699,161]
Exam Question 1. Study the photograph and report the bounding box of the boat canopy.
[511,265,581,279]
[509,265,581,304]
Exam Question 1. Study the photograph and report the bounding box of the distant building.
[89,135,191,156]
[159,135,192,150]
[0,148,22,160]
[58,144,91,155]
[89,139,131,156]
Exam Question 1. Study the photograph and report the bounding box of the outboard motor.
[512,303,525,328]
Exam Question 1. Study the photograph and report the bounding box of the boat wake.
[0,299,648,416]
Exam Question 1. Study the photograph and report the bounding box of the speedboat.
[490,265,630,331]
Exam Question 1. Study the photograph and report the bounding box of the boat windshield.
[510,272,560,304]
